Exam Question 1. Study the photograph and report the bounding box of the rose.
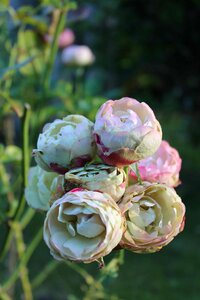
[129,141,182,187]
[61,45,95,66]
[119,183,185,253]
[33,115,96,174]
[94,97,162,167]
[64,164,126,202]
[25,166,62,211]
[43,189,125,263]
[45,29,75,48]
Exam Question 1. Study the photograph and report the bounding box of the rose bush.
[119,182,185,253]
[64,164,126,202]
[33,115,96,174]
[94,97,162,167]
[129,141,182,187]
[44,189,125,263]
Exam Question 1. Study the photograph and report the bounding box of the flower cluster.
[26,97,185,264]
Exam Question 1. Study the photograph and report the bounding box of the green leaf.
[0,145,22,163]
[0,0,9,11]
[0,56,37,80]
[16,30,46,76]
[0,92,24,117]
[41,0,77,10]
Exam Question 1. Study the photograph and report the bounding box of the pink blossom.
[94,98,162,167]
[45,29,75,48]
[130,141,182,187]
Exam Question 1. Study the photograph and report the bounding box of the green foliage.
[0,144,22,164]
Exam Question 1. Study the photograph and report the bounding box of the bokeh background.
[0,0,199,299]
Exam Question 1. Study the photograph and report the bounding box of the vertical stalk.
[135,162,142,184]
[14,103,31,220]
[0,104,31,260]
[42,9,66,90]
[0,228,43,292]
[12,222,33,300]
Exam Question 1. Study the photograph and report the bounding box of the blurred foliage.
[0,0,199,299]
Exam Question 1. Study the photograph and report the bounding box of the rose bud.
[129,141,182,187]
[64,164,126,202]
[33,115,96,174]
[45,29,75,48]
[94,97,162,167]
[61,45,95,67]
[25,166,64,211]
[119,182,185,253]
[43,189,125,263]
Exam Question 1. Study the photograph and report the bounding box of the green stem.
[4,44,17,92]
[42,9,66,90]
[64,261,97,287]
[0,104,31,261]
[14,103,31,220]
[135,162,142,185]
[12,222,33,300]
[0,290,12,300]
[124,166,130,186]
[0,228,43,292]
[31,260,60,289]
[21,208,35,230]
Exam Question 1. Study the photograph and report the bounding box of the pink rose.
[130,141,182,187]
[58,29,75,48]
[45,29,75,48]
[94,98,162,167]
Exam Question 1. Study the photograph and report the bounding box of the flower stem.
[135,162,142,185]
[42,9,66,91]
[0,104,31,261]
[31,260,60,289]
[0,228,43,292]
[11,222,33,300]
[0,290,12,300]
[15,103,31,219]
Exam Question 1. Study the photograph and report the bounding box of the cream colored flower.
[61,45,95,66]
[33,115,96,174]
[119,183,185,253]
[64,164,126,202]
[25,166,61,211]
[44,189,125,263]
[94,97,162,166]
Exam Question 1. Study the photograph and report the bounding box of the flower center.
[58,204,105,239]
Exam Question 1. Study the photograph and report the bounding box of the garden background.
[0,0,199,299]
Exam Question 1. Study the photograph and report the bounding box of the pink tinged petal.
[99,150,136,167]
[50,163,69,174]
